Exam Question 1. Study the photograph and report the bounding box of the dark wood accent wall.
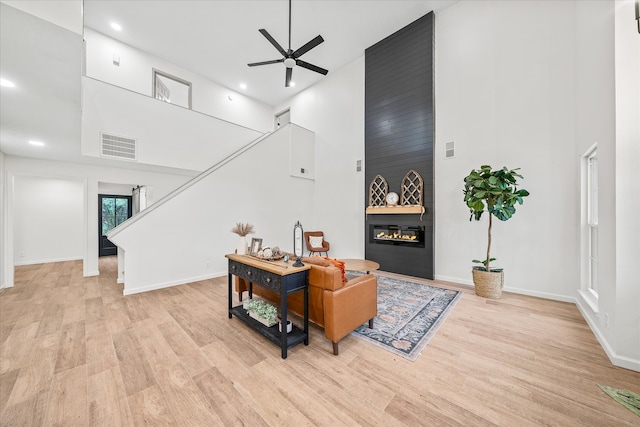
[364,12,434,279]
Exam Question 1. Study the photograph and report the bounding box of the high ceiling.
[1,0,457,167]
[83,0,457,106]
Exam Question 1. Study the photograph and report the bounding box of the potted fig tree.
[463,165,529,298]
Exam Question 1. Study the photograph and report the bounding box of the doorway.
[99,194,132,257]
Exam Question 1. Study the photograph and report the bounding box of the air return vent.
[101,133,137,160]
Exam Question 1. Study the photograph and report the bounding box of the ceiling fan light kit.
[248,0,328,87]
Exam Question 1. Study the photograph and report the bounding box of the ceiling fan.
[248,0,328,87]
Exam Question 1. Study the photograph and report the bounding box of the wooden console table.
[226,254,310,359]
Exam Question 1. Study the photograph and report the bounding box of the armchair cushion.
[309,235,324,248]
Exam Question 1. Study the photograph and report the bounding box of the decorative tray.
[249,246,286,261]
[250,254,285,261]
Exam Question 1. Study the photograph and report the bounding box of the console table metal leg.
[281,292,288,359]
[227,273,233,319]
[304,285,309,345]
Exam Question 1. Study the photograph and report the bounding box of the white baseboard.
[575,299,640,372]
[123,270,227,296]
[435,274,575,303]
[434,274,474,288]
[14,256,82,266]
[501,286,576,303]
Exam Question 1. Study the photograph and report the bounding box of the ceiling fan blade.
[259,29,287,57]
[292,35,324,58]
[285,67,293,87]
[248,58,284,67]
[295,59,328,75]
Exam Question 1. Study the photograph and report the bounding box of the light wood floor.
[1,258,639,426]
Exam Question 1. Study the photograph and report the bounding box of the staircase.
[107,123,316,295]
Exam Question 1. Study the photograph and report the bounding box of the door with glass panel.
[99,194,132,257]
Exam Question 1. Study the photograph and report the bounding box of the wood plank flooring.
[1,257,639,426]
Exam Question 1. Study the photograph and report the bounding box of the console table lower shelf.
[229,306,307,350]
[226,253,310,359]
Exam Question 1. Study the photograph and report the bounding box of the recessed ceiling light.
[0,78,15,88]
[289,81,296,87]
[239,83,247,90]
[28,140,45,147]
[111,22,122,31]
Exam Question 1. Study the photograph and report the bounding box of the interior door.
[99,194,132,257]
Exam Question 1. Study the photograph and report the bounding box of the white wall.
[108,125,316,294]
[435,0,637,370]
[0,0,82,34]
[567,0,640,372]
[0,151,7,288]
[289,124,316,180]
[81,77,265,172]
[434,0,580,299]
[573,0,618,362]
[13,176,84,265]
[84,28,274,133]
[275,57,366,258]
[574,0,616,322]
[98,182,134,197]
[612,0,640,368]
[4,156,193,279]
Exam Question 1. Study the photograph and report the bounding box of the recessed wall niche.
[364,12,434,279]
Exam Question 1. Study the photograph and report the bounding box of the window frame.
[580,144,599,307]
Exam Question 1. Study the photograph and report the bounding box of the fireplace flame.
[376,231,417,241]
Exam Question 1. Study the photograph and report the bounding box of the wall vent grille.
[101,133,137,160]
[445,141,455,159]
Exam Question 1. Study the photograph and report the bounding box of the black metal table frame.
[227,258,309,359]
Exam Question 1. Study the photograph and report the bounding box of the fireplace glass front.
[369,224,425,248]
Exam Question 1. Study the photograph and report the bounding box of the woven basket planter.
[472,269,504,299]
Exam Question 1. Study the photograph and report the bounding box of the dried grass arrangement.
[231,222,255,237]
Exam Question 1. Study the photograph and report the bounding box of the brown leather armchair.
[304,231,330,257]
[235,256,377,355]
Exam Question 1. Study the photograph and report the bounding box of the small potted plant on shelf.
[244,298,278,327]
[463,165,529,298]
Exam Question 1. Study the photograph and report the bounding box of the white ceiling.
[1,0,457,167]
[83,0,457,106]
[1,3,85,165]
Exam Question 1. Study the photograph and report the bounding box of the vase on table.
[236,236,248,255]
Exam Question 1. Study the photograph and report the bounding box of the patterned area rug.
[350,273,462,361]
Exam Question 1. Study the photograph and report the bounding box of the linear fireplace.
[369,224,425,248]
